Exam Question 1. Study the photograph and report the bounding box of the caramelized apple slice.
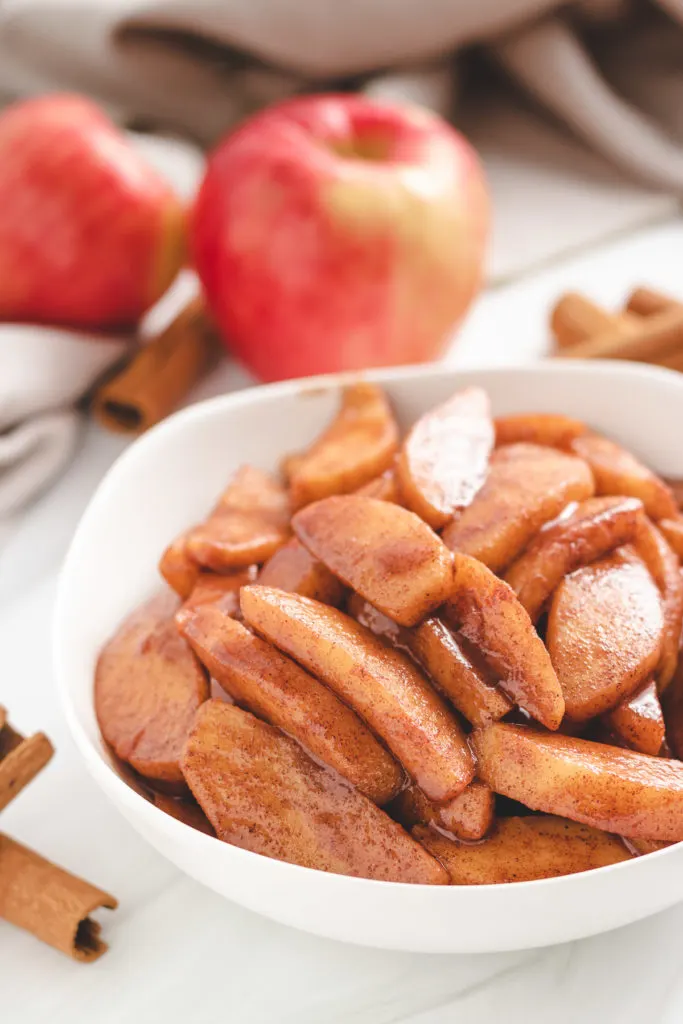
[604,678,665,756]
[659,517,683,560]
[494,413,587,449]
[186,465,290,571]
[241,585,475,803]
[505,496,643,621]
[665,478,683,512]
[662,658,683,760]
[626,838,672,855]
[257,538,345,605]
[181,701,447,883]
[391,780,495,841]
[409,617,513,727]
[547,550,662,721]
[294,496,453,627]
[178,568,257,619]
[355,467,402,503]
[415,816,631,884]
[95,592,209,787]
[473,723,683,840]
[396,386,494,529]
[444,553,564,730]
[285,383,399,510]
[442,443,594,572]
[177,606,402,804]
[634,517,683,690]
[570,433,677,521]
[159,531,200,599]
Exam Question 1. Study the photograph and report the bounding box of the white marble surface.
[3,221,683,1022]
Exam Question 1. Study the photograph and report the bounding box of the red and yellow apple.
[0,94,185,330]
[191,94,489,381]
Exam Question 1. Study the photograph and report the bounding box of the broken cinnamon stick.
[0,834,117,962]
[557,303,683,363]
[551,293,638,348]
[626,287,678,318]
[92,297,221,435]
[0,716,53,813]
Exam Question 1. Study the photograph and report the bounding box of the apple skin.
[191,94,489,382]
[0,94,185,330]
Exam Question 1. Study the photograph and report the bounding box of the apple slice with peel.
[443,553,565,730]
[659,517,683,560]
[257,537,345,605]
[293,495,453,627]
[186,465,290,572]
[633,516,683,690]
[570,433,677,521]
[285,383,399,509]
[504,495,643,621]
[355,467,402,503]
[240,585,475,803]
[603,678,664,756]
[159,531,201,599]
[181,701,446,883]
[177,605,402,805]
[547,550,662,721]
[442,443,594,572]
[494,413,587,449]
[414,816,631,884]
[347,594,512,727]
[391,780,495,841]
[95,592,209,788]
[473,723,683,840]
[396,386,493,528]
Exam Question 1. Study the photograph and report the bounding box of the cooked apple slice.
[285,383,399,510]
[494,413,587,449]
[355,467,402,503]
[604,678,664,756]
[662,660,683,760]
[95,592,209,787]
[409,617,513,726]
[177,606,403,805]
[257,537,345,605]
[659,517,683,560]
[627,838,673,855]
[473,723,683,840]
[159,531,200,599]
[186,465,290,572]
[570,433,677,521]
[347,595,512,727]
[547,550,662,721]
[442,443,595,572]
[293,496,453,627]
[444,553,564,730]
[181,701,447,883]
[177,568,257,620]
[505,496,643,621]
[415,816,631,884]
[391,780,495,841]
[241,585,475,803]
[634,517,683,690]
[396,386,493,529]
[665,478,683,512]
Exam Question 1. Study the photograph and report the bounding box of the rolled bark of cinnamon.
[551,293,638,348]
[626,287,678,317]
[0,834,117,962]
[0,724,53,813]
[558,304,683,363]
[92,297,221,435]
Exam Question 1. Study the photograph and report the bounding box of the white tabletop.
[3,221,683,1023]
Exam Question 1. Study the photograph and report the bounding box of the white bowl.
[55,361,683,954]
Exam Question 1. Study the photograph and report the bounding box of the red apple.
[191,94,489,382]
[0,94,185,330]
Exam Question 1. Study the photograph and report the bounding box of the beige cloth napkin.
[1,0,682,526]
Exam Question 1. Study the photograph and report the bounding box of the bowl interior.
[54,360,683,952]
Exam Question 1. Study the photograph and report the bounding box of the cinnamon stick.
[0,834,117,962]
[92,297,221,435]
[551,292,638,348]
[558,304,683,363]
[0,719,53,813]
[626,287,678,318]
